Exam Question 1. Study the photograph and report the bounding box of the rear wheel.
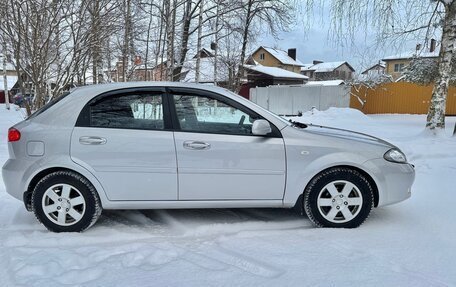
[304,167,374,228]
[32,171,102,232]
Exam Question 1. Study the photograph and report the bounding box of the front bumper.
[364,158,415,207]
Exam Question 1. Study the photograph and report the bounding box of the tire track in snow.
[2,208,306,284]
[195,245,285,278]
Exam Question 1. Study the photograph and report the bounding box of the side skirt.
[102,200,286,210]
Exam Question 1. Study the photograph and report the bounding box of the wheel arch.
[294,165,380,212]
[25,166,105,210]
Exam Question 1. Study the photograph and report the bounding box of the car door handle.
[183,141,211,150]
[79,136,107,145]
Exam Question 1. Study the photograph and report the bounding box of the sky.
[258,2,438,73]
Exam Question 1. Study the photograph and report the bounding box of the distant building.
[0,61,18,88]
[238,64,309,99]
[180,48,230,85]
[361,62,386,76]
[243,64,308,86]
[110,58,169,82]
[247,46,305,73]
[239,47,307,99]
[0,56,20,103]
[382,50,439,81]
[301,61,355,81]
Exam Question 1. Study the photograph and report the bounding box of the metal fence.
[350,82,456,115]
[249,85,351,115]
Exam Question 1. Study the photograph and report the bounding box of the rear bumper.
[2,158,37,202]
[364,158,415,207]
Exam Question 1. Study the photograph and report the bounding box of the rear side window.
[90,93,164,130]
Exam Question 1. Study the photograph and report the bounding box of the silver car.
[2,83,415,232]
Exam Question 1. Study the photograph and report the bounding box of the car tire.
[304,167,374,228]
[31,171,102,232]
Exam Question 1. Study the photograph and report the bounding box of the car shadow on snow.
[92,206,402,237]
[96,208,311,236]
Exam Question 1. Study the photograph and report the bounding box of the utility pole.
[2,44,10,110]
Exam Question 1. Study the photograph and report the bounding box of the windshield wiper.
[289,120,308,128]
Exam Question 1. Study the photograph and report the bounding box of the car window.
[173,94,259,135]
[90,93,164,130]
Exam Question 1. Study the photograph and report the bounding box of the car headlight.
[384,148,407,163]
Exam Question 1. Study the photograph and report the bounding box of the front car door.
[170,88,286,200]
[71,88,178,201]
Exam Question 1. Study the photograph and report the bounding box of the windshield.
[27,91,72,120]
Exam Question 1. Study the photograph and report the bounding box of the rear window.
[27,91,72,119]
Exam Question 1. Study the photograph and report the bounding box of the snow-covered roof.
[302,61,354,73]
[193,48,214,59]
[361,62,386,74]
[0,75,18,91]
[134,63,157,70]
[382,50,439,61]
[305,80,345,86]
[255,47,305,67]
[301,63,314,69]
[244,65,309,79]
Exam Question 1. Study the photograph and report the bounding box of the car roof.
[70,81,227,96]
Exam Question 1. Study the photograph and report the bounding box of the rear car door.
[170,88,286,200]
[71,88,178,201]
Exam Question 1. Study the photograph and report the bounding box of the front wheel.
[304,167,374,228]
[31,171,102,232]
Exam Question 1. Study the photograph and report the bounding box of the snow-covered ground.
[0,106,455,286]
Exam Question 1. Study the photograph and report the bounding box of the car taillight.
[8,128,21,142]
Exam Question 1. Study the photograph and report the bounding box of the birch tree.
[426,1,456,131]
[308,0,456,133]
[195,0,204,82]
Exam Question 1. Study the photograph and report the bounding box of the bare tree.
[1,0,75,112]
[0,0,297,114]
[308,0,456,133]
[195,0,204,82]
[234,0,295,89]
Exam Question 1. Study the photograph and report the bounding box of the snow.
[182,57,228,83]
[1,105,456,286]
[301,63,314,69]
[0,75,18,91]
[244,65,309,79]
[261,47,304,66]
[305,80,345,86]
[301,61,348,72]
[382,50,440,61]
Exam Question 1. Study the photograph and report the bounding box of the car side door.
[70,88,178,201]
[169,88,286,200]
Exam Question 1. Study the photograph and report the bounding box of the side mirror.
[252,119,272,136]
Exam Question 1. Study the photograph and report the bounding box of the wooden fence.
[350,82,456,115]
